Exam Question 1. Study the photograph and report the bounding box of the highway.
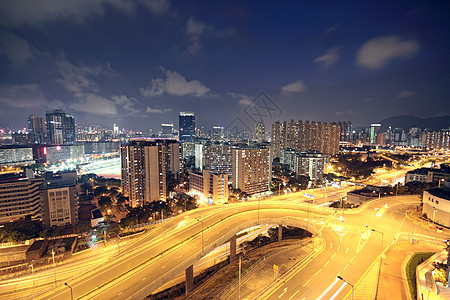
[0,162,445,299]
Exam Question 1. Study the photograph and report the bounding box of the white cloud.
[0,30,33,64]
[397,90,416,98]
[325,24,341,34]
[0,0,172,28]
[362,97,373,103]
[146,106,172,113]
[186,16,206,54]
[112,95,140,114]
[139,0,172,16]
[0,83,46,108]
[314,47,340,66]
[56,57,118,97]
[70,93,117,116]
[228,92,253,106]
[356,35,419,69]
[140,68,210,97]
[281,80,307,94]
[184,16,234,54]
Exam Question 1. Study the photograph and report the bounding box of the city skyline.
[1,1,450,131]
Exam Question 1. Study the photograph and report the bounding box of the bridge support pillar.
[230,235,237,263]
[185,265,194,295]
[278,225,283,242]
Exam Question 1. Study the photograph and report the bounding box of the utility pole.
[52,249,57,285]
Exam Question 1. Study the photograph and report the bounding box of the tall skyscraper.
[28,115,47,144]
[161,123,174,138]
[370,123,381,144]
[179,112,195,142]
[121,139,182,207]
[46,109,76,145]
[232,146,271,195]
[255,122,266,143]
[212,126,224,141]
[338,121,352,142]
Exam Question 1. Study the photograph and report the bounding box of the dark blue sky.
[0,0,449,132]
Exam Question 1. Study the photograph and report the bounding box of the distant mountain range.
[379,115,450,132]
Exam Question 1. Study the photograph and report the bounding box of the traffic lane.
[91,209,316,299]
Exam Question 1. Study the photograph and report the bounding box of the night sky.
[0,1,449,132]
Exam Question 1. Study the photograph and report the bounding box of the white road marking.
[314,269,321,277]
[317,278,340,300]
[331,253,336,260]
[303,278,311,287]
[141,277,146,281]
[343,264,349,270]
[351,255,355,262]
[330,242,333,248]
[279,287,288,298]
[330,282,347,300]
[118,292,123,296]
[289,290,299,300]
[346,247,349,254]
[324,260,330,267]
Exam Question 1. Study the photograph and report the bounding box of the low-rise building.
[281,149,328,185]
[422,182,450,227]
[405,168,430,183]
[189,170,228,204]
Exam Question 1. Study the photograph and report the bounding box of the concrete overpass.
[34,201,331,300]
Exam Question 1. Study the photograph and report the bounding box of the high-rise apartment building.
[281,149,329,185]
[179,112,195,142]
[338,121,352,142]
[40,171,79,228]
[232,146,271,195]
[0,172,44,224]
[46,109,76,145]
[272,120,340,159]
[203,142,233,176]
[255,122,266,143]
[28,115,47,144]
[121,139,182,207]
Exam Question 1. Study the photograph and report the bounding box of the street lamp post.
[65,283,73,300]
[52,249,57,285]
[196,218,204,253]
[433,208,437,228]
[337,275,354,300]
[30,260,35,286]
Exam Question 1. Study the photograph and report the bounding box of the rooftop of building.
[26,240,47,252]
[91,209,103,219]
[406,168,431,175]
[426,187,450,201]
[125,138,179,146]
[40,171,77,189]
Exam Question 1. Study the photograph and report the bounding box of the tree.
[98,196,112,210]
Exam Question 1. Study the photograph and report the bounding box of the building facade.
[203,143,233,176]
[46,109,76,145]
[281,149,328,184]
[0,174,44,224]
[189,170,229,204]
[232,146,271,195]
[40,171,79,228]
[121,139,182,207]
[272,120,340,159]
[179,112,195,142]
[28,115,47,144]
[422,186,450,227]
[255,122,266,143]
